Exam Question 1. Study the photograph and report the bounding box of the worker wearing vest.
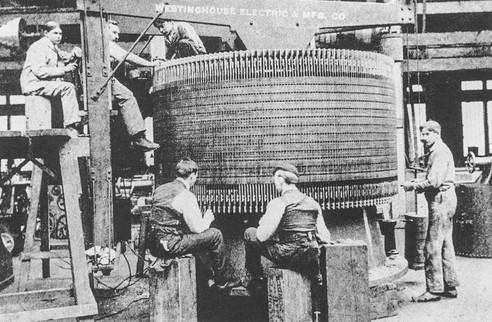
[148,158,239,292]
[243,162,331,295]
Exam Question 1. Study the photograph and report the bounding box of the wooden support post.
[267,267,312,322]
[81,3,114,248]
[136,211,150,277]
[59,141,95,309]
[322,242,370,322]
[149,256,197,322]
[15,165,47,292]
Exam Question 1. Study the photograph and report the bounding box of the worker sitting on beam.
[20,21,85,136]
[107,20,160,152]
[243,162,331,296]
[153,19,206,60]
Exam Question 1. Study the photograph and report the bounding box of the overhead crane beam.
[79,0,413,49]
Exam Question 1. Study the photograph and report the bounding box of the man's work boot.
[132,136,160,152]
[440,287,458,298]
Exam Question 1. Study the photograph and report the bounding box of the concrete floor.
[381,256,492,322]
[2,230,492,321]
[379,228,492,322]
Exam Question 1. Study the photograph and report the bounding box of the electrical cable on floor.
[94,296,149,321]
[93,242,153,299]
[125,240,151,265]
[93,251,132,298]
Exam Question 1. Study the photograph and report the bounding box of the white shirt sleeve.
[315,205,331,244]
[256,198,286,242]
[172,190,210,234]
[109,41,155,67]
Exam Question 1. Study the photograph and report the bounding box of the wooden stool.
[24,96,63,130]
[267,267,312,322]
[322,242,370,322]
[149,256,197,322]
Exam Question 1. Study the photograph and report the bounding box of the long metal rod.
[91,11,162,101]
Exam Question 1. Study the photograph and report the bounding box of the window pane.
[461,80,483,91]
[488,102,492,154]
[10,115,26,131]
[462,102,485,156]
[10,95,25,105]
[0,115,7,130]
[414,103,427,155]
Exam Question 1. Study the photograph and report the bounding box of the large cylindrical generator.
[152,49,400,273]
[152,49,398,211]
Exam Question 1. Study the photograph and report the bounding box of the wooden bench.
[149,255,197,322]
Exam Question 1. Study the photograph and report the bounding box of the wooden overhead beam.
[404,56,492,73]
[416,1,492,15]
[404,31,492,47]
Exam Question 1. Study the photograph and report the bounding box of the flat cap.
[273,162,300,178]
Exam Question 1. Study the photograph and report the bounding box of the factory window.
[9,115,26,131]
[0,96,6,105]
[487,102,492,154]
[414,103,427,155]
[9,95,25,105]
[0,115,8,130]
[461,80,483,91]
[461,101,487,156]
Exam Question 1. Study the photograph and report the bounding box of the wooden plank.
[20,249,70,260]
[408,47,492,59]
[404,56,492,72]
[59,143,97,308]
[404,31,492,47]
[416,1,492,15]
[322,242,370,322]
[0,303,98,322]
[267,267,312,322]
[149,257,197,322]
[0,287,73,306]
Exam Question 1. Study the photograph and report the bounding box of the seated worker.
[107,20,160,151]
[153,20,206,59]
[148,158,239,292]
[20,21,84,135]
[243,162,331,294]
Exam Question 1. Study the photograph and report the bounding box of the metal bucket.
[454,184,492,257]
[404,212,428,270]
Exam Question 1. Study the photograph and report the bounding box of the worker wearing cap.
[403,120,459,302]
[153,20,206,60]
[243,162,331,295]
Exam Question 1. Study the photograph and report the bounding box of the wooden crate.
[268,267,312,322]
[322,242,370,322]
[149,256,197,322]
